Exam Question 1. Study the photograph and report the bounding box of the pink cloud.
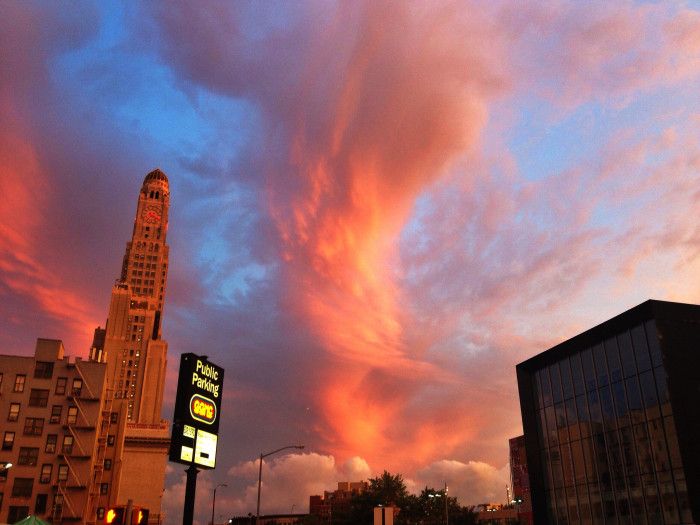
[146,0,700,478]
[3,3,700,520]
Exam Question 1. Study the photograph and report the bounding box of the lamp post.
[427,484,448,525]
[256,445,304,524]
[444,483,448,525]
[212,483,227,525]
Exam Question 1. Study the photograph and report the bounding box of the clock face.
[143,205,161,224]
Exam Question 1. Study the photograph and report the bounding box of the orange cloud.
[257,1,512,468]
[0,129,98,354]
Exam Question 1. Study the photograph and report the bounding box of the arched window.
[149,190,154,198]
[155,191,159,199]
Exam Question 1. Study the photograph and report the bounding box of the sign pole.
[170,353,224,525]
[183,464,199,525]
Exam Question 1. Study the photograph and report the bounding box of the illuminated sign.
[169,353,224,469]
[189,394,217,424]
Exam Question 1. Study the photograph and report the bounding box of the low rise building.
[309,481,367,523]
[0,339,114,523]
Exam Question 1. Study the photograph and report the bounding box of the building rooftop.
[143,168,168,184]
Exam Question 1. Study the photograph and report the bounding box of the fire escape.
[52,363,103,523]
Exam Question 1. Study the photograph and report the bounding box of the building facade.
[0,339,113,524]
[89,169,172,522]
[517,300,699,524]
[309,481,368,523]
[509,435,532,524]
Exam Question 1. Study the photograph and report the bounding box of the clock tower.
[89,169,172,523]
[97,168,171,422]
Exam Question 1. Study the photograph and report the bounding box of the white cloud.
[415,459,510,506]
[219,453,372,518]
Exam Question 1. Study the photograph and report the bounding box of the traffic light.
[104,505,148,524]
[106,507,125,525]
[134,508,149,525]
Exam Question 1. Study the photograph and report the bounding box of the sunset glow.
[2,1,700,520]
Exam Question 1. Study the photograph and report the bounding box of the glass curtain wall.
[531,321,691,524]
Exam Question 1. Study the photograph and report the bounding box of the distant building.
[227,514,307,525]
[517,300,699,523]
[474,504,518,524]
[309,481,367,523]
[508,435,532,524]
[0,170,172,524]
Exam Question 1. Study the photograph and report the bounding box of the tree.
[334,472,477,525]
[338,471,411,524]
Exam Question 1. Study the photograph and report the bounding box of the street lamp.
[256,445,304,524]
[212,483,227,525]
[444,483,448,525]
[427,484,448,525]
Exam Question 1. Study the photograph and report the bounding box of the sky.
[1,0,700,522]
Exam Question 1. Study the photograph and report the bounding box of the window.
[8,403,20,421]
[49,405,62,424]
[34,361,54,379]
[55,377,67,395]
[66,406,78,425]
[40,464,52,484]
[104,459,112,471]
[107,435,115,446]
[97,507,105,520]
[62,435,74,455]
[23,418,44,436]
[29,389,49,407]
[110,412,118,424]
[2,431,14,451]
[17,447,39,466]
[71,379,82,397]
[35,493,47,514]
[11,478,33,498]
[13,375,26,393]
[100,483,109,495]
[45,434,57,454]
[8,506,29,523]
[57,465,68,482]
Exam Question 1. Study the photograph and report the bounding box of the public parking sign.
[169,353,224,469]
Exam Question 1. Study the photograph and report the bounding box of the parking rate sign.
[169,353,225,469]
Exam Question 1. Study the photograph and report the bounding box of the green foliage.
[333,472,477,525]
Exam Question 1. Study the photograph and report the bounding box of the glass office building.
[517,300,700,524]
